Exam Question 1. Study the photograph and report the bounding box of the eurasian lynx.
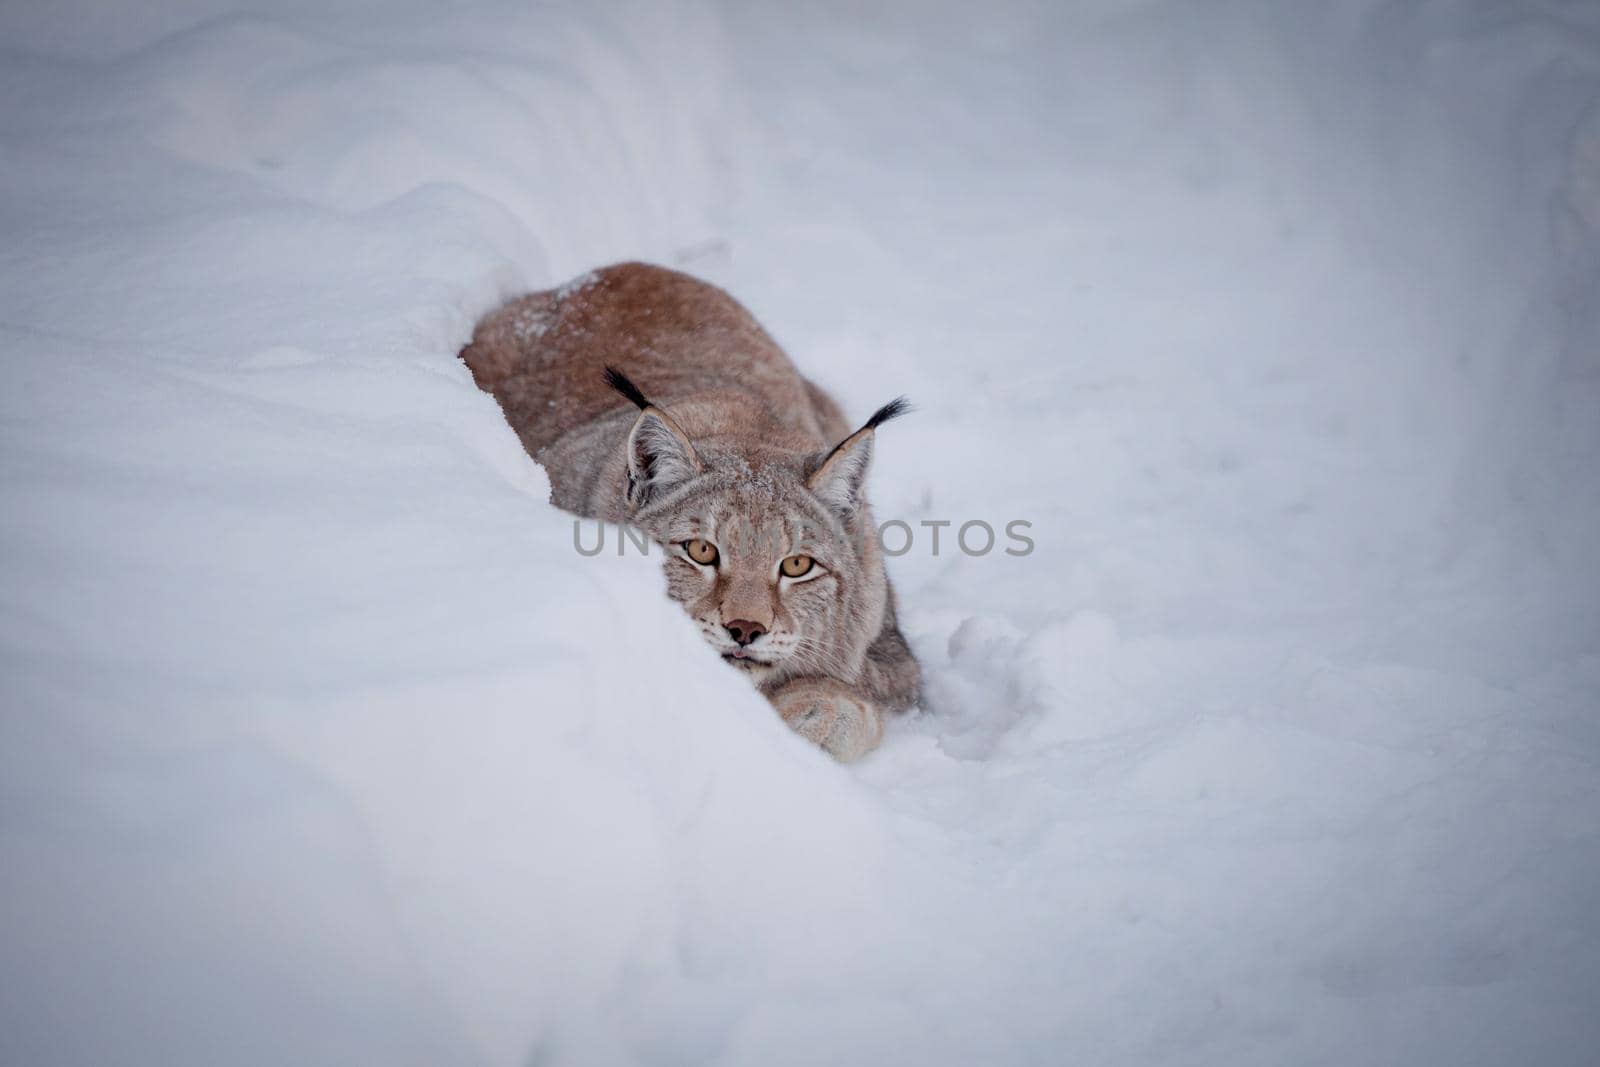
[461,262,920,760]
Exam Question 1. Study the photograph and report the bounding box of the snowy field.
[3,1,1599,1064]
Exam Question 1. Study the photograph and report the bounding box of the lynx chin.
[461,262,921,761]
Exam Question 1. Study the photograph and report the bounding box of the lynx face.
[634,452,882,687]
[619,396,901,690]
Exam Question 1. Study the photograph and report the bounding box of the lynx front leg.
[769,678,884,762]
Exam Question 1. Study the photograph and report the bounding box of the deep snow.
[2,1,1598,1065]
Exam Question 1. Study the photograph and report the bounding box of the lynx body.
[461,262,919,760]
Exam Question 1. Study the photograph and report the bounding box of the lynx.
[460,262,920,760]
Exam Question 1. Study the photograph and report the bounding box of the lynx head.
[603,367,907,687]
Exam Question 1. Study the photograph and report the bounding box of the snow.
[3,1,1598,1065]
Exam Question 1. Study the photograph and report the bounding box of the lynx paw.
[773,680,884,762]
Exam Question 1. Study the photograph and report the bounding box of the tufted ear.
[626,408,701,510]
[603,366,703,511]
[807,397,910,520]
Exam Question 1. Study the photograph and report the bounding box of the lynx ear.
[604,366,703,510]
[626,408,701,509]
[808,397,910,520]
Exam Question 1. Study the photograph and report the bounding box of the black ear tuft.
[603,366,652,410]
[806,396,911,517]
[863,396,912,431]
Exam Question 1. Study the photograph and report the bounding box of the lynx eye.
[780,554,814,579]
[683,539,719,566]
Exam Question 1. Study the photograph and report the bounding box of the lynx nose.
[724,619,766,646]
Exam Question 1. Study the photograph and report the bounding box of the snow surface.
[3,1,1599,1064]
